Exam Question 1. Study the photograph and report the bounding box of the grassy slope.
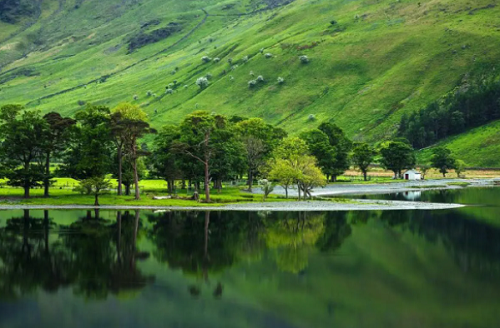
[418,119,500,167]
[0,0,499,164]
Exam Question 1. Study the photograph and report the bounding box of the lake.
[1,187,500,328]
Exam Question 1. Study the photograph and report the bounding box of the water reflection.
[1,204,500,327]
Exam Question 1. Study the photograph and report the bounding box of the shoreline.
[0,199,465,212]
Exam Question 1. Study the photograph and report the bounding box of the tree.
[114,157,146,196]
[236,118,286,191]
[268,159,300,199]
[318,122,352,181]
[118,112,156,200]
[78,176,112,206]
[300,129,335,179]
[455,159,467,178]
[0,105,48,198]
[380,140,416,179]
[174,111,228,203]
[150,125,182,193]
[431,147,456,177]
[42,112,75,197]
[351,143,376,181]
[258,179,275,201]
[60,105,113,180]
[272,137,326,200]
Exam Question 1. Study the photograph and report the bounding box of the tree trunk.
[285,186,288,199]
[247,170,253,192]
[133,156,140,201]
[363,171,368,181]
[297,184,301,201]
[117,146,123,196]
[125,183,131,196]
[167,180,173,194]
[44,152,51,198]
[24,161,30,199]
[204,160,210,203]
[94,194,99,206]
[332,175,337,183]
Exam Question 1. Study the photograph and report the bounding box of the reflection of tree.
[0,210,153,301]
[264,212,325,273]
[380,210,500,276]
[148,211,264,297]
[315,212,352,253]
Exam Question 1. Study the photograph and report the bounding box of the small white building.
[403,169,422,181]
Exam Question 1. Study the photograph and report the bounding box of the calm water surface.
[1,187,500,328]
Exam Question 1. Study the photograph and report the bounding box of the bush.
[330,20,337,25]
[299,55,310,63]
[260,48,264,53]
[248,80,258,88]
[308,114,316,121]
[133,95,139,100]
[230,76,235,81]
[168,83,174,88]
[231,65,239,70]
[228,58,233,64]
[147,90,153,96]
[249,70,255,76]
[202,56,211,63]
[196,77,209,89]
[214,57,220,63]
[205,73,213,80]
[77,100,86,106]
[184,85,189,89]
[152,93,157,97]
[277,77,285,84]
[265,53,273,58]
[257,75,264,82]
[165,89,173,95]
[242,56,249,63]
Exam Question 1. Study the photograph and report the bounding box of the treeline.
[0,103,455,204]
[398,77,500,148]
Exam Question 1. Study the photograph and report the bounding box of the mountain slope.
[0,0,499,163]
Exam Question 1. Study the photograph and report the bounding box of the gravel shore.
[0,199,464,212]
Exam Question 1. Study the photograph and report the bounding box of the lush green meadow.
[1,0,500,165]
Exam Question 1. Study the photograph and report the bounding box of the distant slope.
[418,120,500,168]
[0,0,499,165]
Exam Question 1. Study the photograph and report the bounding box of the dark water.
[1,188,500,328]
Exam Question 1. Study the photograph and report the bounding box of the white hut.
[403,169,422,181]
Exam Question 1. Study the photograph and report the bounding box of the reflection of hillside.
[0,210,153,301]
[380,210,500,276]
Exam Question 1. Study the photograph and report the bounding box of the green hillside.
[0,0,499,164]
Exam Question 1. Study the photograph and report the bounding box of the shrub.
[171,70,176,75]
[228,58,233,64]
[196,77,209,89]
[206,73,213,80]
[168,83,174,88]
[231,65,239,70]
[242,56,249,63]
[277,77,285,84]
[258,179,275,201]
[249,70,255,76]
[248,80,258,88]
[184,85,189,89]
[147,90,153,97]
[308,114,316,121]
[299,55,310,63]
[214,57,220,63]
[165,89,173,95]
[265,53,273,58]
[77,100,86,106]
[133,95,139,100]
[330,20,337,25]
[257,75,264,82]
[202,56,211,63]
[260,48,264,54]
[230,76,235,81]
[153,93,157,97]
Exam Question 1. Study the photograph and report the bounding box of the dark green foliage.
[0,0,37,24]
[431,147,457,177]
[380,140,416,178]
[0,105,48,198]
[399,77,500,148]
[59,105,113,180]
[150,125,183,193]
[352,143,377,181]
[317,122,352,181]
[128,23,182,52]
[300,129,334,177]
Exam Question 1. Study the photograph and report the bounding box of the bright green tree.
[78,176,112,206]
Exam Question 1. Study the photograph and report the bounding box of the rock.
[153,196,172,200]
